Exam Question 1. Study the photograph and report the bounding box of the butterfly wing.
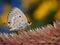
[7,7,28,31]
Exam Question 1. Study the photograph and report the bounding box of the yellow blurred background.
[0,0,60,26]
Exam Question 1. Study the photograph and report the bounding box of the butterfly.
[7,7,32,31]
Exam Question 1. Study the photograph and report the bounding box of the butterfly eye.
[8,22,11,24]
[9,27,12,29]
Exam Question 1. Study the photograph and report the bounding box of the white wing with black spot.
[7,7,29,31]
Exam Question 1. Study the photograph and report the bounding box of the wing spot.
[22,20,23,21]
[19,16,21,17]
